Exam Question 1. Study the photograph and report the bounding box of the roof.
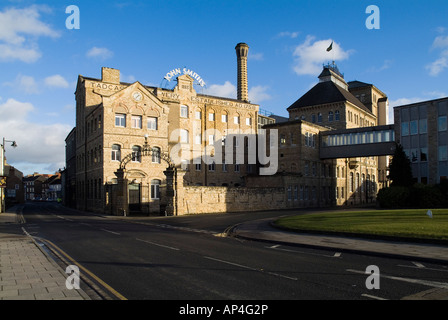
[347,80,372,89]
[287,81,371,113]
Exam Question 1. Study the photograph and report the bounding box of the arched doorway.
[113,137,177,216]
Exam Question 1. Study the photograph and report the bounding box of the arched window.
[328,111,334,122]
[180,105,189,118]
[151,179,161,199]
[311,114,316,123]
[152,147,161,163]
[132,145,141,162]
[180,129,189,143]
[111,144,121,161]
[335,110,340,121]
[317,113,322,123]
[350,172,354,193]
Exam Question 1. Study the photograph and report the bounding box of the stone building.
[262,63,388,206]
[67,43,391,215]
[73,43,259,214]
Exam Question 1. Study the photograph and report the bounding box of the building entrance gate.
[111,138,177,216]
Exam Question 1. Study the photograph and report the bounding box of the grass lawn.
[274,208,448,241]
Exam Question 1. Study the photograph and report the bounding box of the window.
[148,117,158,130]
[350,172,354,192]
[234,164,240,172]
[208,162,215,171]
[328,111,334,122]
[111,144,121,161]
[311,114,316,123]
[401,122,409,136]
[335,110,340,121]
[411,149,419,162]
[181,160,189,171]
[132,146,141,162]
[151,180,161,199]
[317,113,322,123]
[131,115,142,129]
[195,134,201,145]
[115,114,126,127]
[246,117,252,126]
[209,135,215,146]
[222,114,228,123]
[287,186,292,201]
[152,147,161,163]
[410,120,418,135]
[195,163,201,171]
[420,148,428,162]
[209,112,215,121]
[180,129,189,143]
[195,110,201,119]
[180,105,188,118]
[280,134,286,145]
[438,116,447,131]
[439,146,448,161]
[234,116,240,124]
[419,119,427,134]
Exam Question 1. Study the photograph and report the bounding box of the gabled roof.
[287,81,371,113]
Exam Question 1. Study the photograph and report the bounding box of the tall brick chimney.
[235,43,249,102]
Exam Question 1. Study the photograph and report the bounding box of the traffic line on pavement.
[101,228,121,235]
[347,269,448,289]
[266,244,341,258]
[361,293,388,300]
[136,238,180,251]
[204,256,298,281]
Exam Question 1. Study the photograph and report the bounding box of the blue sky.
[1,0,448,175]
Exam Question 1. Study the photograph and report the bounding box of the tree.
[388,143,414,187]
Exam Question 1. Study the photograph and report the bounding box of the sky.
[1,0,448,176]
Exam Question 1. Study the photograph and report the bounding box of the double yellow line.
[32,234,127,300]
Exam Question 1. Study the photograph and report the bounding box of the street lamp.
[0,138,17,213]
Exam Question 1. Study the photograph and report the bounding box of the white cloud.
[368,60,393,72]
[427,33,448,76]
[292,36,353,76]
[426,54,448,76]
[3,74,39,94]
[44,74,69,88]
[86,47,114,60]
[204,81,237,99]
[0,98,71,173]
[277,31,300,39]
[249,85,271,104]
[0,6,60,63]
[248,52,264,61]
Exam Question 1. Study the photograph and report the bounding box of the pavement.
[1,204,448,300]
[0,205,91,300]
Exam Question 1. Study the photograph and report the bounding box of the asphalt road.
[16,202,448,302]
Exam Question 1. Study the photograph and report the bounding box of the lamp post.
[0,138,17,213]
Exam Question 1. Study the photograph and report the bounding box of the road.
[14,202,448,302]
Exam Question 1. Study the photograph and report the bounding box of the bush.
[377,186,411,208]
[410,184,443,208]
[378,184,445,208]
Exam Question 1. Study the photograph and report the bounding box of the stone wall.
[176,185,286,215]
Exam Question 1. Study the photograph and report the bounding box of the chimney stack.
[235,43,249,102]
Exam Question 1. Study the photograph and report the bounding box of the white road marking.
[347,269,448,289]
[101,228,121,235]
[266,245,341,258]
[361,294,388,300]
[135,238,180,251]
[204,256,298,281]
[412,262,425,268]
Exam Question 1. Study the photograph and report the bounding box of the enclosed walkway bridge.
[320,124,396,159]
